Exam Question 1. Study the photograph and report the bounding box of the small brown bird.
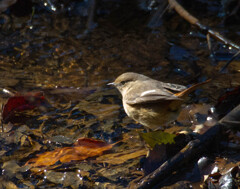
[109,72,209,130]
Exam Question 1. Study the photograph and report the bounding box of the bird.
[108,72,210,130]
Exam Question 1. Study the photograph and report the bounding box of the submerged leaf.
[96,148,147,164]
[140,131,176,148]
[2,91,47,123]
[26,138,117,167]
[76,100,120,120]
[0,178,18,189]
[44,171,83,188]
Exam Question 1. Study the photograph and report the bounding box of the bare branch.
[168,0,240,51]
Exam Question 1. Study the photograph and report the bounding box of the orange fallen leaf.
[26,138,117,167]
[96,148,147,165]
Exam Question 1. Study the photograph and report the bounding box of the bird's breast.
[122,100,182,130]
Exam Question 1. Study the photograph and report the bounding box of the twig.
[220,50,240,73]
[207,28,240,50]
[168,0,240,73]
[86,0,96,31]
[168,0,240,51]
[219,103,240,128]
[207,33,217,65]
[147,1,169,28]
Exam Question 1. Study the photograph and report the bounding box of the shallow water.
[0,0,240,188]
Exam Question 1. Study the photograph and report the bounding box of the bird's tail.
[175,79,211,98]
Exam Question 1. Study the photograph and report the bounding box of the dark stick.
[168,0,240,51]
[136,124,221,189]
[86,0,96,31]
[219,50,240,73]
[207,33,217,65]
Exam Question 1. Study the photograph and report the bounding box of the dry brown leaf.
[96,148,147,165]
[26,138,117,167]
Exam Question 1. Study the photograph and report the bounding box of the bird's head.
[108,72,150,95]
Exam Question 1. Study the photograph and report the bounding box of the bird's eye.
[120,80,129,85]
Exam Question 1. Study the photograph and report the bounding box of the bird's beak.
[107,82,115,86]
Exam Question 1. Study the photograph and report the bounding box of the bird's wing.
[125,88,181,105]
[126,79,211,105]
[156,81,187,92]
